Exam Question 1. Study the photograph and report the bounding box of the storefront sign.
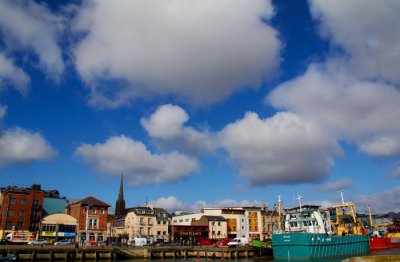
[64,233,76,237]
[43,232,55,237]
[179,232,201,236]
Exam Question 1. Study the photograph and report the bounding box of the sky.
[0,0,400,214]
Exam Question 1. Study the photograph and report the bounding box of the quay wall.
[0,245,258,260]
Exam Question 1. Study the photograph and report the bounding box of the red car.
[196,238,212,246]
[216,239,232,247]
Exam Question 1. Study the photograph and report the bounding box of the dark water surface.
[116,248,400,262]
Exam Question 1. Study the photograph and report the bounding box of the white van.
[127,237,147,246]
[228,238,249,247]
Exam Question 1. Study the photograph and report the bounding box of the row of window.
[137,227,167,236]
[8,198,40,206]
[42,224,76,232]
[5,221,37,230]
[83,206,105,214]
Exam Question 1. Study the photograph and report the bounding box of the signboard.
[11,232,35,242]
[64,233,76,237]
[179,232,201,236]
[43,232,55,237]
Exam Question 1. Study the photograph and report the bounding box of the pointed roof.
[68,196,111,207]
[118,174,124,199]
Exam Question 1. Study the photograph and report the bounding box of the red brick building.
[66,196,110,243]
[0,184,44,240]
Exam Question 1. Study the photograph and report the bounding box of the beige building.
[124,206,169,241]
[40,213,78,243]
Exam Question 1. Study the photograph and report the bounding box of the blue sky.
[1,0,400,214]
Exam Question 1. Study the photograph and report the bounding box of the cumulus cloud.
[219,111,341,186]
[0,0,65,81]
[319,178,353,192]
[268,62,400,158]
[353,187,400,213]
[74,135,199,186]
[309,0,400,84]
[141,104,216,155]
[149,196,265,212]
[72,0,281,108]
[0,53,30,96]
[0,127,57,168]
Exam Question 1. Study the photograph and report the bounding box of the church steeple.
[115,174,126,217]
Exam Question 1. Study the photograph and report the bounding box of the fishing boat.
[272,192,371,259]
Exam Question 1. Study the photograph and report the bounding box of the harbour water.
[116,248,400,262]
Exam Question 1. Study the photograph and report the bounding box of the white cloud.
[149,196,265,212]
[72,0,281,108]
[353,187,400,213]
[268,62,400,158]
[319,178,353,192]
[141,104,216,155]
[0,0,65,81]
[74,135,199,186]
[0,105,7,119]
[149,196,185,211]
[0,53,30,96]
[219,111,341,186]
[0,127,57,168]
[309,0,400,84]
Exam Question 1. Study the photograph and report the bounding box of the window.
[17,222,23,229]
[89,233,95,240]
[43,224,56,232]
[93,219,97,227]
[9,198,16,205]
[6,221,12,229]
[140,227,144,235]
[98,233,103,242]
[217,231,221,235]
[83,206,88,213]
[89,219,93,227]
[20,199,26,205]
[147,228,151,235]
[157,231,161,236]
[100,208,104,214]
[148,218,152,224]
[8,210,14,216]
[140,218,144,225]
[212,231,215,235]
[163,221,167,225]
[212,222,215,226]
[19,210,24,217]
[218,222,221,226]
[163,231,166,236]
[92,207,97,214]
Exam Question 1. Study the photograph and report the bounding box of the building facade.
[0,184,45,240]
[40,213,78,243]
[66,196,110,244]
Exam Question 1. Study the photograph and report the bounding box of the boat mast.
[278,195,282,233]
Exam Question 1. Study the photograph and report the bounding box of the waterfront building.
[42,190,67,217]
[66,196,110,244]
[170,212,227,244]
[40,213,78,243]
[0,184,50,240]
[153,207,169,241]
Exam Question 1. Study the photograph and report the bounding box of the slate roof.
[68,196,111,207]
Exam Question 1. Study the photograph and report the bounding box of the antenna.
[145,196,148,206]
[296,195,303,210]
[338,189,346,204]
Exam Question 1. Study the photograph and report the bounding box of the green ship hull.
[272,233,370,259]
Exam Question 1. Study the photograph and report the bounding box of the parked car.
[216,238,232,247]
[196,238,212,246]
[27,240,48,245]
[54,240,72,246]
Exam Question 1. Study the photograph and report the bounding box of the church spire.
[115,174,126,217]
